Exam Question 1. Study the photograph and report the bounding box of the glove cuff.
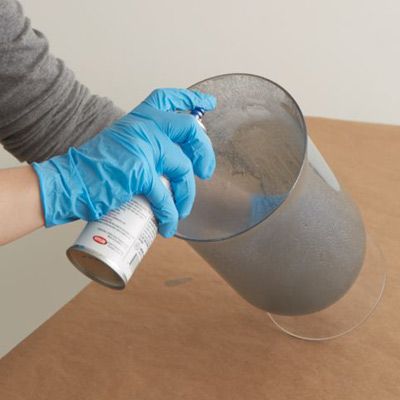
[32,149,98,227]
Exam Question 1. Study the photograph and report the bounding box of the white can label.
[74,194,158,282]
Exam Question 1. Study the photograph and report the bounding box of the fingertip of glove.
[190,90,217,111]
[158,216,178,238]
[178,209,191,220]
[196,159,216,180]
[209,94,217,109]
[159,226,177,238]
[203,94,217,111]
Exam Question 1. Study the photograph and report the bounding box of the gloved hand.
[32,88,216,237]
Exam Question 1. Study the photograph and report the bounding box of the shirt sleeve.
[0,0,125,163]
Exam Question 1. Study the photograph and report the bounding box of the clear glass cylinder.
[177,73,386,340]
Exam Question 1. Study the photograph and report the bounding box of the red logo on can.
[93,235,107,245]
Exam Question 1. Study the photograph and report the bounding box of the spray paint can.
[66,108,206,289]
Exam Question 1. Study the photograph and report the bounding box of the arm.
[1,89,216,246]
[0,0,123,244]
[0,0,124,163]
[0,166,44,245]
[0,1,217,245]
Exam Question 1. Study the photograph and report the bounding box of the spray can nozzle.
[191,107,206,131]
[191,107,205,119]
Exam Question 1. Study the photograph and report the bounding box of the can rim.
[66,245,127,290]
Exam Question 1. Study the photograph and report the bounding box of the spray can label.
[74,193,159,282]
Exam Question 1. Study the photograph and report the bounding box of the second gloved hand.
[32,88,217,237]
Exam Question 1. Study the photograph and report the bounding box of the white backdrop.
[1,0,399,357]
[22,0,400,124]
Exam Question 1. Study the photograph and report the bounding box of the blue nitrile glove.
[32,88,217,238]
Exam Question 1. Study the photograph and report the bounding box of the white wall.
[23,0,400,124]
[1,0,399,358]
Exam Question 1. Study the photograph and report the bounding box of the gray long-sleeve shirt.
[0,0,124,163]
